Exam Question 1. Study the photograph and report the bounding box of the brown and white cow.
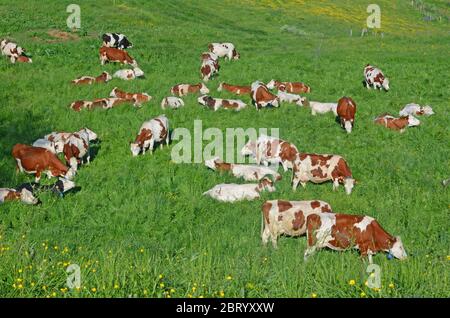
[99,46,137,66]
[71,72,112,85]
[266,80,311,94]
[200,59,219,82]
[12,144,75,182]
[399,104,434,117]
[63,132,91,170]
[364,64,389,91]
[208,43,239,60]
[110,87,152,107]
[16,55,32,63]
[304,212,407,263]
[336,97,356,134]
[197,95,246,111]
[261,199,333,248]
[170,83,209,97]
[45,128,97,153]
[161,96,185,109]
[251,81,279,110]
[0,187,38,205]
[374,114,420,133]
[70,98,130,111]
[217,82,251,95]
[292,153,356,194]
[130,115,169,156]
[1,39,25,63]
[202,178,275,203]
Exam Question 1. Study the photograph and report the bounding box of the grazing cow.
[0,187,38,205]
[204,157,282,182]
[1,39,25,63]
[364,64,389,91]
[197,95,246,111]
[32,139,59,154]
[277,91,307,106]
[16,177,76,198]
[202,177,275,203]
[217,82,251,95]
[12,144,75,182]
[99,46,137,66]
[16,55,32,63]
[130,115,169,156]
[251,81,280,110]
[200,59,219,81]
[261,199,333,248]
[102,33,133,49]
[292,153,356,194]
[399,103,434,117]
[170,83,209,97]
[63,132,91,170]
[304,212,407,263]
[161,96,185,109]
[45,128,97,147]
[267,80,311,94]
[71,71,112,85]
[374,114,420,133]
[336,97,356,134]
[208,42,240,60]
[113,67,144,80]
[308,101,338,116]
[110,87,151,107]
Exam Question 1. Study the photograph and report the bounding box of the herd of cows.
[1,32,438,264]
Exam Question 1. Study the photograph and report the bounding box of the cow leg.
[368,254,374,264]
[300,181,307,188]
[261,227,270,246]
[271,235,278,249]
[35,171,41,183]
[303,246,317,262]
[332,179,339,191]
[311,109,317,116]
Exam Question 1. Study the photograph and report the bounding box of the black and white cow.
[102,33,133,50]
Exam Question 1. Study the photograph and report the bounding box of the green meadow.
[0,0,448,297]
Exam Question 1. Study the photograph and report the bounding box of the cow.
[161,97,185,109]
[292,153,356,195]
[374,114,420,133]
[304,212,407,263]
[45,128,97,147]
[110,87,151,107]
[308,101,338,116]
[217,82,251,95]
[399,103,434,117]
[277,91,307,106]
[16,55,32,63]
[32,139,59,154]
[204,156,282,182]
[1,39,25,63]
[197,95,246,111]
[70,100,94,112]
[241,135,299,172]
[0,187,38,205]
[130,115,169,156]
[336,97,356,134]
[364,64,389,91]
[201,52,220,72]
[63,132,91,170]
[202,177,275,203]
[208,42,240,60]
[15,177,76,198]
[200,59,219,81]
[71,71,112,85]
[102,33,133,49]
[261,199,333,248]
[266,80,311,94]
[99,46,137,66]
[251,81,280,110]
[12,144,75,182]
[170,83,209,97]
[113,67,144,80]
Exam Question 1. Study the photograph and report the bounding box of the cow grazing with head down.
[200,59,219,82]
[399,103,434,117]
[71,72,112,85]
[292,153,356,194]
[130,115,169,156]
[208,42,240,60]
[267,80,311,94]
[63,132,91,170]
[197,95,246,111]
[364,64,389,91]
[161,97,185,109]
[1,39,25,63]
[251,81,280,110]
[170,83,209,97]
[99,46,137,66]
[0,187,38,205]
[110,87,151,107]
[304,212,407,263]
[217,82,251,95]
[261,199,333,248]
[374,114,420,133]
[336,97,356,134]
[45,128,97,150]
[102,33,133,49]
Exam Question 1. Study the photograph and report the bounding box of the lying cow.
[364,64,389,91]
[202,177,275,203]
[0,187,38,205]
[110,87,151,107]
[1,39,25,63]
[261,199,333,248]
[336,97,356,134]
[130,115,169,156]
[71,72,112,85]
[217,82,251,95]
[16,177,76,198]
[201,52,220,69]
[204,157,281,182]
[208,42,240,60]
[161,96,185,109]
[99,46,137,66]
[113,67,144,80]
[251,81,279,110]
[170,83,209,97]
[70,98,131,111]
[267,80,311,94]
[304,212,407,263]
[45,128,97,146]
[277,91,307,106]
[374,114,420,132]
[197,95,246,111]
[102,33,133,49]
[200,59,219,81]
[399,103,434,117]
[308,101,338,116]
[292,153,356,194]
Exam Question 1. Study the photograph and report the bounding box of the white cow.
[208,42,239,60]
[161,97,185,109]
[32,139,58,154]
[308,101,338,116]
[277,91,307,106]
[399,103,434,117]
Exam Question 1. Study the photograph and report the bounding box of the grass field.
[0,0,449,298]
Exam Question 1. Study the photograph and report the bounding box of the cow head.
[232,49,240,60]
[422,105,434,116]
[241,140,256,157]
[343,177,355,195]
[259,177,276,192]
[121,37,132,49]
[296,97,308,107]
[56,177,76,194]
[407,115,420,127]
[390,236,407,260]
[20,188,39,205]
[130,143,141,157]
[133,67,145,78]
[204,157,221,170]
[103,72,112,82]
[199,83,210,94]
[266,80,276,90]
[344,120,353,134]
[382,78,390,91]
[81,128,98,141]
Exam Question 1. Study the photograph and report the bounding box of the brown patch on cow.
[221,83,251,95]
[253,84,278,108]
[222,100,239,109]
[309,154,332,167]
[215,162,231,171]
[275,81,310,94]
[63,143,81,164]
[261,201,272,224]
[201,64,211,77]
[331,158,352,183]
[16,55,31,63]
[135,128,152,147]
[4,190,20,201]
[95,72,109,83]
[374,115,409,131]
[208,43,214,52]
[99,46,135,65]
[310,201,321,209]
[306,214,322,247]
[292,210,305,231]
[72,77,94,85]
[321,204,332,212]
[280,142,298,162]
[154,119,168,141]
[373,72,385,85]
[277,200,293,212]
[311,167,327,179]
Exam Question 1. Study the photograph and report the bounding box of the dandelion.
[159,283,165,288]
[114,284,119,289]
[143,289,148,295]
[187,294,193,298]
[372,287,381,292]
[60,288,68,293]
[349,279,356,286]
[54,246,59,251]
[91,268,97,273]
[139,248,144,253]
[22,234,26,239]
[16,278,23,283]
[18,269,23,273]
[389,283,395,289]
[246,283,255,289]
[311,293,317,298]
[447,255,450,261]
[192,286,197,292]
[91,287,97,293]
[226,275,232,281]
[364,280,369,287]
[30,282,35,287]
[17,284,23,289]
[12,283,16,289]
[170,288,176,294]
[219,290,225,297]
[159,274,164,279]
[199,295,204,298]
[360,292,366,297]
[52,292,56,297]
[42,285,47,290]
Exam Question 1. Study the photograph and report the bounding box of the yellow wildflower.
[349,279,356,286]
[311,293,317,298]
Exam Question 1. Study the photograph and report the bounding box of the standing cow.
[130,115,169,156]
[364,64,390,91]
[208,43,240,60]
[336,97,356,134]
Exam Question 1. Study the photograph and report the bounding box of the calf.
[99,46,137,66]
[130,115,169,156]
[304,212,407,263]
[277,91,307,106]
[71,71,112,85]
[267,80,311,94]
[161,96,185,109]
[251,81,280,110]
[12,144,75,182]
[292,153,356,194]
[399,103,434,117]
[261,199,333,248]
[32,139,59,154]
[202,177,275,203]
[217,82,251,95]
[113,67,144,80]
[204,157,281,182]
[110,87,151,107]
[200,59,219,81]
[208,42,240,60]
[374,114,420,133]
[1,39,25,63]
[308,101,338,116]
[102,33,133,49]
[197,95,246,111]
[364,64,389,91]
[0,188,38,205]
[170,83,209,97]
[336,97,356,134]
